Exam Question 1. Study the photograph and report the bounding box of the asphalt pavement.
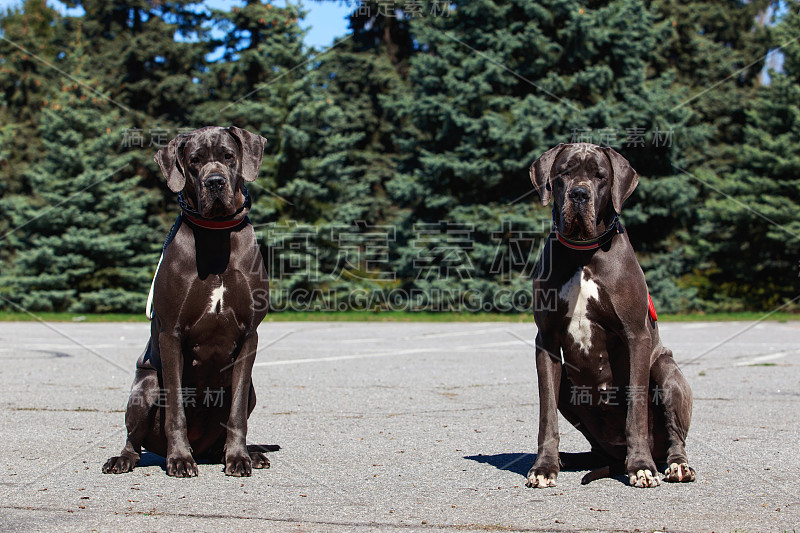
[0,319,798,532]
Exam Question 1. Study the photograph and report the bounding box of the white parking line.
[337,326,516,344]
[732,351,794,366]
[254,340,523,366]
[675,323,725,330]
[6,343,120,350]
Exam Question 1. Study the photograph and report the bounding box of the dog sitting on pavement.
[103,126,270,477]
[526,143,695,488]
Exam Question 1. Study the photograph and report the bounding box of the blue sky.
[0,0,352,49]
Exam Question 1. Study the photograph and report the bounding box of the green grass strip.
[0,311,797,323]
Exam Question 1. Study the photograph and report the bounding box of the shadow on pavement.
[137,444,280,473]
[465,451,627,484]
[138,452,167,470]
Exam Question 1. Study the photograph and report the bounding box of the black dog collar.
[552,208,622,251]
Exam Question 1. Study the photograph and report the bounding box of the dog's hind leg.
[103,341,162,474]
[650,350,695,482]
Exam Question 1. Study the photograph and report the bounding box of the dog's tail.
[580,462,625,485]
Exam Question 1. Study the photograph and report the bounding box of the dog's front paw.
[664,462,695,483]
[102,454,137,474]
[166,454,198,478]
[225,452,253,477]
[526,459,559,488]
[627,453,660,488]
[628,468,660,488]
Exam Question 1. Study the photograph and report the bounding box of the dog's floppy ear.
[154,134,188,193]
[226,126,267,182]
[529,143,566,206]
[602,146,639,214]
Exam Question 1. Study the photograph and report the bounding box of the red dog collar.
[178,187,251,230]
[182,213,248,230]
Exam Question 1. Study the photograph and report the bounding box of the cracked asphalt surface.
[1,320,798,532]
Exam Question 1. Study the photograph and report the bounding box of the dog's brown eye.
[224,153,234,161]
[596,171,606,180]
[190,157,200,166]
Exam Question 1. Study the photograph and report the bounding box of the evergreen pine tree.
[2,0,211,312]
[269,2,412,308]
[650,0,772,168]
[0,0,64,196]
[0,84,158,312]
[64,0,213,122]
[61,0,216,227]
[187,1,316,308]
[387,0,701,311]
[648,0,774,310]
[195,0,309,222]
[1,0,790,314]
[697,6,800,310]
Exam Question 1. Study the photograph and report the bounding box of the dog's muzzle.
[568,186,591,205]
[204,174,227,194]
[560,184,597,239]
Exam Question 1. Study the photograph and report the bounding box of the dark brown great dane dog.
[103,126,270,477]
[527,142,695,488]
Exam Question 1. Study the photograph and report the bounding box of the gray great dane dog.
[103,126,270,477]
[526,143,695,488]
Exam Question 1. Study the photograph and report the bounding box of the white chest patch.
[559,267,599,354]
[209,283,225,314]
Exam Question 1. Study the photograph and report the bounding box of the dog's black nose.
[205,175,226,192]
[569,186,590,204]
